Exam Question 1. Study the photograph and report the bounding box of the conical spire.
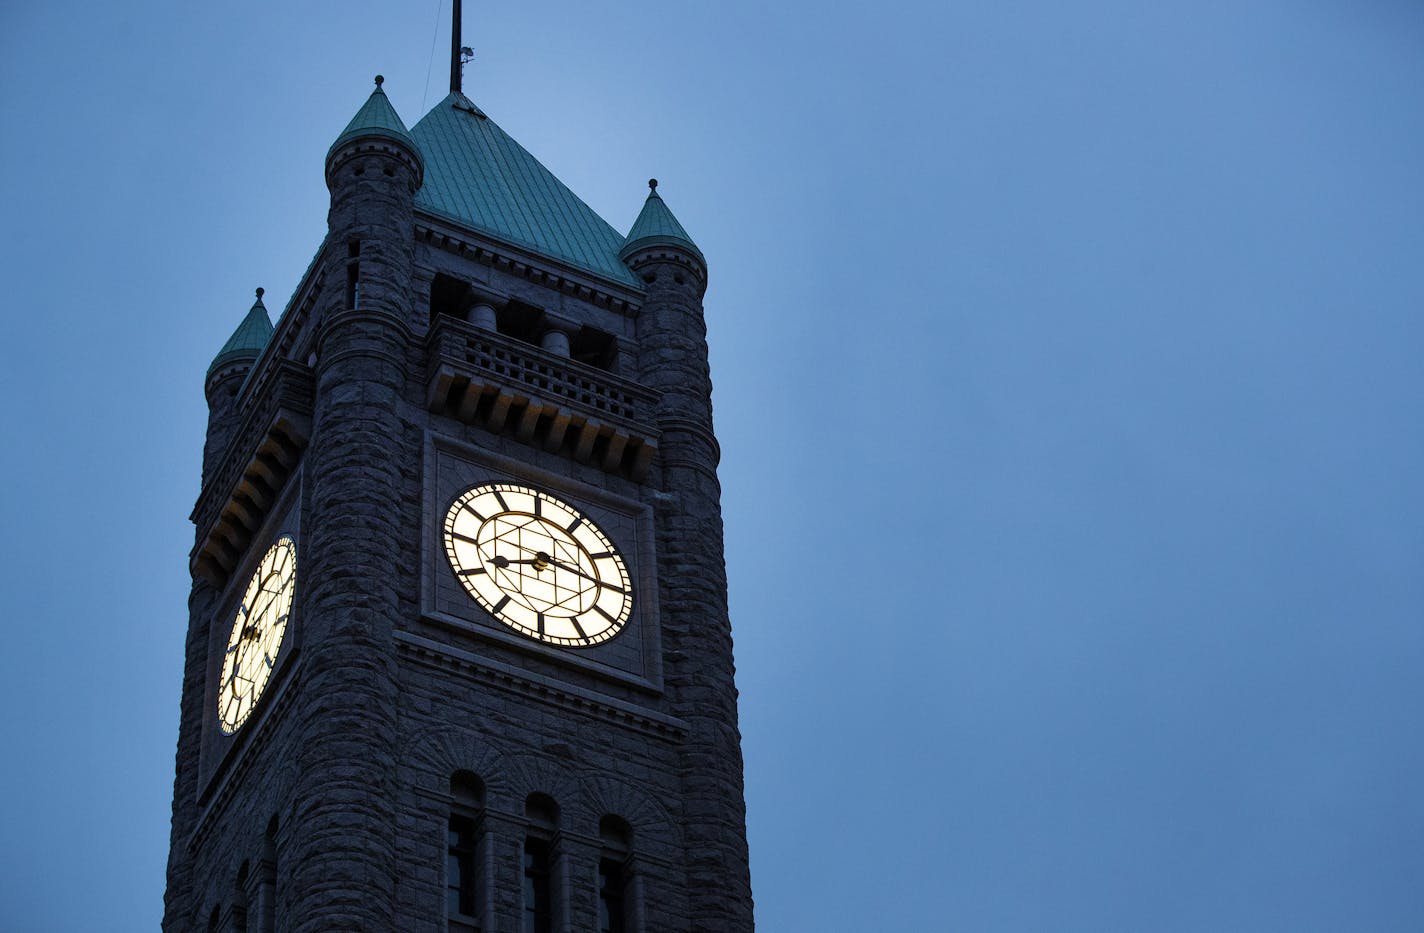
[620,179,704,264]
[208,288,274,376]
[327,75,419,160]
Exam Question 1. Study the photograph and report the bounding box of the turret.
[620,178,707,292]
[203,288,273,482]
[323,75,423,328]
[624,181,755,929]
[287,76,424,928]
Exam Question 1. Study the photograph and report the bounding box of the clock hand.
[488,555,567,570]
[489,552,620,591]
[541,556,609,587]
[248,577,287,625]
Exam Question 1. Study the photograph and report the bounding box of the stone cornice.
[186,659,301,854]
[620,245,708,296]
[415,213,646,315]
[325,136,424,191]
[396,630,687,743]
[190,362,314,587]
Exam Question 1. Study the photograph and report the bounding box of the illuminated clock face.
[217,535,296,735]
[443,483,632,647]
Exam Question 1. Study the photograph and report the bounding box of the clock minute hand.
[542,556,602,586]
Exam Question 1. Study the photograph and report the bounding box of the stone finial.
[375,74,385,88]
[648,178,658,192]
[256,287,265,300]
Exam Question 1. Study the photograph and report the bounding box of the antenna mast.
[449,0,463,94]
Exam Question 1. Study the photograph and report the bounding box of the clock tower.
[164,56,754,932]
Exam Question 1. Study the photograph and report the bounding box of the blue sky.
[3,1,1423,929]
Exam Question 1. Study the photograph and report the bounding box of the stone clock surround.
[422,433,664,693]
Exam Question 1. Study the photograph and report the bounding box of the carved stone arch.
[581,774,682,855]
[501,753,582,819]
[400,724,508,801]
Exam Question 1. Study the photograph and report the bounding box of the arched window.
[447,771,485,932]
[523,794,560,933]
[598,816,633,933]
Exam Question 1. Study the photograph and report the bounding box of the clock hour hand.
[489,555,544,568]
[491,552,604,585]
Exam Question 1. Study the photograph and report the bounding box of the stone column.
[469,301,499,331]
[541,325,572,358]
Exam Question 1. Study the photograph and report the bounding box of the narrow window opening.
[522,838,552,933]
[346,241,361,309]
[598,859,626,933]
[599,816,633,933]
[496,301,546,345]
[570,326,617,371]
[448,772,485,932]
[430,274,468,324]
[523,793,559,933]
[448,816,478,920]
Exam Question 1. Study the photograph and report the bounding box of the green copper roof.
[209,289,274,376]
[411,92,638,287]
[620,179,703,263]
[328,76,418,159]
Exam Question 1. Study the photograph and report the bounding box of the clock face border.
[217,534,297,735]
[442,483,634,648]
[423,434,663,693]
